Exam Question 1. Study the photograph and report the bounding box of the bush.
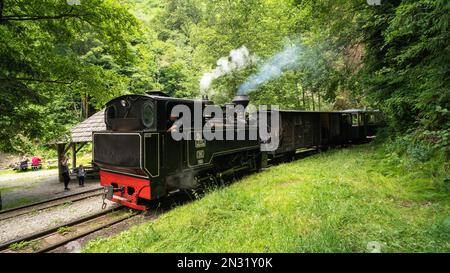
[381,134,449,192]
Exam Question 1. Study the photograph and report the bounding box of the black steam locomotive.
[93,92,382,210]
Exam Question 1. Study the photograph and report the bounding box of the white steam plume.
[200,46,255,94]
[238,43,303,95]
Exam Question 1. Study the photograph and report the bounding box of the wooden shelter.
[56,109,105,182]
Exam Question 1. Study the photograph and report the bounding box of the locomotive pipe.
[232,95,250,108]
[202,95,214,106]
[217,165,249,178]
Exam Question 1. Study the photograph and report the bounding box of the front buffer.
[100,170,151,211]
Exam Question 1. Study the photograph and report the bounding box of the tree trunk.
[72,143,76,173]
[82,94,88,119]
[318,90,321,110]
[295,83,302,109]
[0,0,4,21]
[302,85,306,110]
[311,91,316,111]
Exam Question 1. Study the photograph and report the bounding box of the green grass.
[9,241,39,251]
[1,197,33,210]
[9,240,39,251]
[57,226,73,234]
[9,240,32,250]
[83,144,450,253]
[0,185,25,193]
[0,167,56,177]
[0,169,17,175]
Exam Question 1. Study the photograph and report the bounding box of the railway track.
[0,183,194,253]
[0,206,135,253]
[0,187,104,221]
[0,149,322,253]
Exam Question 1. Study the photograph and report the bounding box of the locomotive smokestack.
[202,95,214,106]
[232,95,250,108]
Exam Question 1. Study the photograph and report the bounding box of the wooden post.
[57,143,65,182]
[72,143,76,173]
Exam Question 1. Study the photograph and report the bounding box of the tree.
[0,0,140,151]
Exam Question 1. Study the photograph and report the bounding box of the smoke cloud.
[238,43,303,95]
[200,46,255,94]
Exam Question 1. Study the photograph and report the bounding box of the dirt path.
[0,169,57,183]
[0,170,100,210]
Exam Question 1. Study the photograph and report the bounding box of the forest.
[0,0,448,155]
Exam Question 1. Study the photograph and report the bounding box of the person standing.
[61,155,71,191]
[77,164,86,187]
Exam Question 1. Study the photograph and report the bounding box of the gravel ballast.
[0,196,117,244]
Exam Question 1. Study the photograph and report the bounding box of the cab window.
[352,114,359,126]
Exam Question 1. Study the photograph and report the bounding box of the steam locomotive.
[93,92,382,210]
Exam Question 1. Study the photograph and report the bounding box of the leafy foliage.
[0,0,153,151]
[360,0,449,136]
[0,0,448,152]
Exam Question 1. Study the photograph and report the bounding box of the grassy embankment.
[84,143,450,252]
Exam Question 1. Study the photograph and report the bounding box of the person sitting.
[11,162,20,171]
[31,156,42,170]
[19,155,29,171]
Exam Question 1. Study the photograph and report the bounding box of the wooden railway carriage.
[341,109,383,141]
[266,109,381,159]
[93,92,382,210]
[93,92,264,210]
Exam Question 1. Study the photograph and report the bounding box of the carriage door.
[351,113,360,140]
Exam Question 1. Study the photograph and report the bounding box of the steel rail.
[0,206,125,252]
[0,187,103,221]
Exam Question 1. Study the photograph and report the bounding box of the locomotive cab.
[104,94,162,132]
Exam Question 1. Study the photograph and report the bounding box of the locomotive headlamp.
[120,99,128,107]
